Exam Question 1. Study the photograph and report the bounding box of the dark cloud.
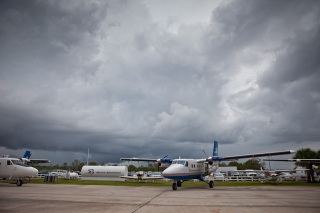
[0,0,319,165]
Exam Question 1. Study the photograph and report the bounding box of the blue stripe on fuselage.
[163,174,204,181]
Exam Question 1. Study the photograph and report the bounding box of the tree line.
[33,148,319,182]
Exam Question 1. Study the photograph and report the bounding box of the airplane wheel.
[209,180,214,188]
[172,182,177,190]
[16,180,23,187]
[177,180,182,187]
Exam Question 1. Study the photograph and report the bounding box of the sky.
[0,0,319,167]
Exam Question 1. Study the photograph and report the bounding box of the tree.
[62,162,68,170]
[227,159,265,170]
[128,165,137,172]
[71,159,82,171]
[219,162,227,167]
[294,148,320,182]
[242,159,264,170]
[228,161,244,170]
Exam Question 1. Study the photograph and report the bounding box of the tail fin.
[23,150,32,159]
[213,141,218,156]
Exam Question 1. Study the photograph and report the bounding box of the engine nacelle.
[206,157,213,165]
[208,165,218,173]
[206,156,223,165]
[158,162,170,167]
[157,157,172,168]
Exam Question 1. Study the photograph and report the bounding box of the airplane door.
[5,160,14,178]
[205,163,209,175]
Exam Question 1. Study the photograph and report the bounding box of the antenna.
[202,149,209,158]
[87,148,89,166]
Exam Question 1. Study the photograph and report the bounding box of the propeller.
[156,155,167,172]
[206,156,214,165]
[156,155,172,171]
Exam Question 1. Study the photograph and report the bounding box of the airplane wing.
[222,150,295,161]
[120,176,163,180]
[120,158,158,162]
[197,150,295,163]
[120,176,140,180]
[121,157,172,167]
[27,159,51,164]
[263,159,320,163]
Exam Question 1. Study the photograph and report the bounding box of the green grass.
[2,178,319,187]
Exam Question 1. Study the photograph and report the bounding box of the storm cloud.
[0,0,319,164]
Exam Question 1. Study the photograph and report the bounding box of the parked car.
[279,172,295,180]
[227,171,240,179]
[246,172,258,178]
[38,170,51,176]
[214,172,225,181]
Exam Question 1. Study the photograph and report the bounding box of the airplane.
[0,155,38,186]
[0,150,50,186]
[121,141,295,190]
[234,167,308,181]
[21,150,51,164]
[263,158,320,182]
[120,171,164,181]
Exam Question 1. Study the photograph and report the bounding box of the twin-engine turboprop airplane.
[0,156,38,186]
[120,171,164,181]
[0,150,50,186]
[121,141,294,190]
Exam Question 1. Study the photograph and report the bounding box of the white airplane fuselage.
[0,157,38,181]
[162,159,218,181]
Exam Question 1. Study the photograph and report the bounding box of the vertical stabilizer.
[213,141,218,156]
[23,150,32,159]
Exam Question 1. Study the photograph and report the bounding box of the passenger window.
[185,161,188,167]
[7,160,11,165]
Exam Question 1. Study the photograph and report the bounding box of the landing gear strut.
[177,180,182,187]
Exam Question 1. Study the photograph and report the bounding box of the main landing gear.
[209,180,214,188]
[172,180,183,190]
[171,180,214,190]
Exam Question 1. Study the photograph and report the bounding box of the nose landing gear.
[16,179,23,186]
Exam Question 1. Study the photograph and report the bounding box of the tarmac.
[1,183,320,213]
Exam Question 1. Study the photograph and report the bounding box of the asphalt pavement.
[0,183,319,213]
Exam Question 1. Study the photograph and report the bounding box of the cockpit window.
[172,160,186,165]
[10,159,29,167]
[11,160,21,165]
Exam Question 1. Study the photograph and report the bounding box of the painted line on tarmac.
[131,188,169,213]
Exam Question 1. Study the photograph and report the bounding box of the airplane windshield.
[11,160,30,167]
[172,160,185,165]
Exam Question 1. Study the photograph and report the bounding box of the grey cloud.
[259,28,320,88]
[0,0,319,164]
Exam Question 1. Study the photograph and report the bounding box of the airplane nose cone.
[31,167,38,176]
[162,165,177,177]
